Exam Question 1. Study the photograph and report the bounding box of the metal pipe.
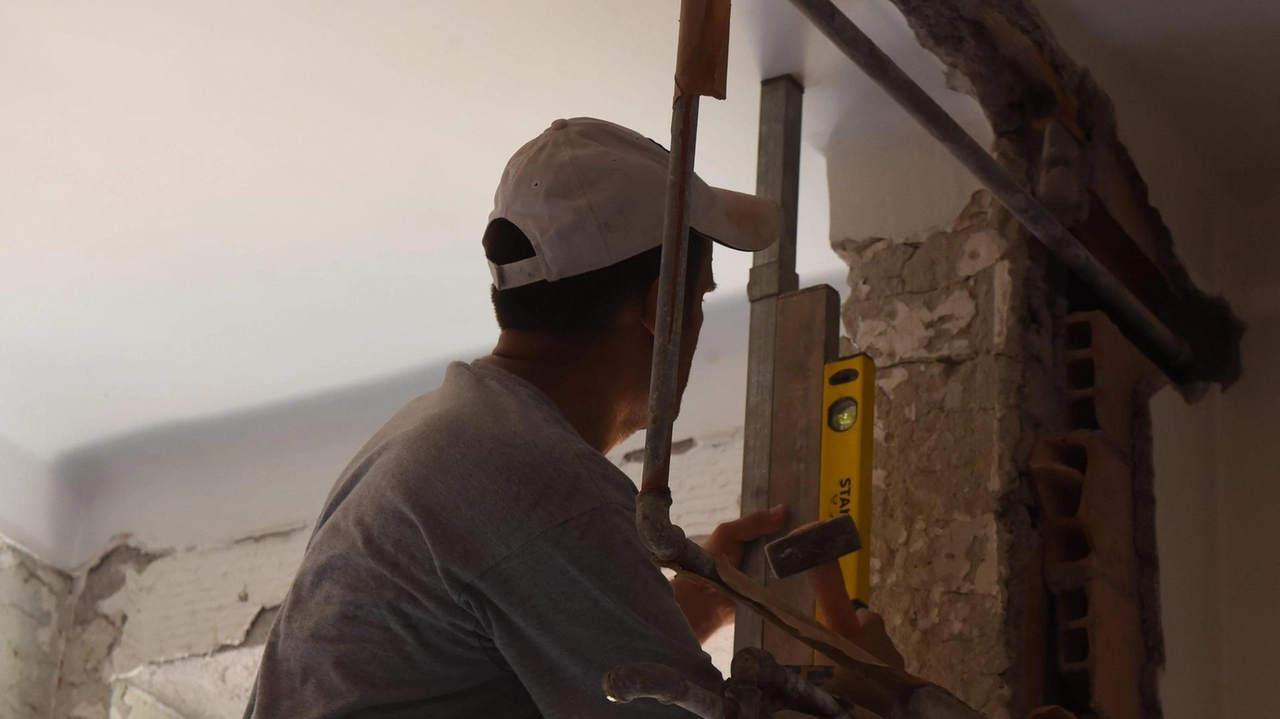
[636,92,698,567]
[736,74,805,655]
[641,93,697,501]
[788,0,1197,382]
[635,491,719,578]
[634,92,720,580]
[728,648,853,718]
[603,663,727,719]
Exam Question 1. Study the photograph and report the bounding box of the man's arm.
[674,507,905,668]
[460,502,723,718]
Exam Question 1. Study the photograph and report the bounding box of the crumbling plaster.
[45,528,306,719]
[98,528,305,675]
[1,540,72,719]
[833,179,1058,718]
[54,544,168,719]
[0,525,305,719]
[110,647,264,719]
[819,107,1046,718]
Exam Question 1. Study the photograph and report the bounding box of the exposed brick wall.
[1031,436,1145,719]
[1027,312,1164,719]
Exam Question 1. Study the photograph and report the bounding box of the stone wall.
[835,187,1061,718]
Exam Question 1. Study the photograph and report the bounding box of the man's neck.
[478,330,646,455]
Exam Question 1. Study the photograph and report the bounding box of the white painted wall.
[1150,388,1224,717]
[1147,173,1280,719]
[1117,88,1231,719]
[57,360,456,565]
[0,439,78,567]
[824,114,990,246]
[1210,177,1280,719]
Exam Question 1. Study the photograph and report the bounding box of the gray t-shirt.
[244,361,720,718]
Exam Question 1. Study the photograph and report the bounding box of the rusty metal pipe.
[635,92,719,580]
[639,93,697,501]
[728,648,853,718]
[788,0,1197,383]
[603,663,727,719]
[635,490,718,579]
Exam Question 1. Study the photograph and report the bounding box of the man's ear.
[641,278,660,336]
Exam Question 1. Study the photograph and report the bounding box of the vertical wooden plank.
[735,75,803,655]
[759,285,840,665]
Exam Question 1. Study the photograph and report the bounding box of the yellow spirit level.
[817,353,875,605]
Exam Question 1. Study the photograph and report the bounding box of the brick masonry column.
[836,188,1064,718]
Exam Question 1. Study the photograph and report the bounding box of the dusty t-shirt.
[243,361,720,718]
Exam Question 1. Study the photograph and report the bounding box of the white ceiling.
[2,0,1276,460]
[0,0,974,458]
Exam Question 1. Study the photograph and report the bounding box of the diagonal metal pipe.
[788,0,1197,383]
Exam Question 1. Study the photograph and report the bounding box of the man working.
[245,118,897,718]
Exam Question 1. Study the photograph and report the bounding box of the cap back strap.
[488,256,545,289]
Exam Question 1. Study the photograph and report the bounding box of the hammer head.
[766,514,862,579]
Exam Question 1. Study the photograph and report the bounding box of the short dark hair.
[485,218,710,335]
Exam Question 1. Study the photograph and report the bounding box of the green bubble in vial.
[828,397,858,432]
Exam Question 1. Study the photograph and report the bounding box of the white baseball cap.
[486,117,782,289]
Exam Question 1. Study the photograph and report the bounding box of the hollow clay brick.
[1030,435,1139,597]
[1055,574,1146,719]
[1063,312,1161,454]
[1030,432,1146,719]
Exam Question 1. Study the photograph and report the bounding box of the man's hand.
[703,503,787,568]
[804,537,906,668]
[671,505,787,643]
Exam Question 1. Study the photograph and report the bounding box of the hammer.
[765,514,863,592]
[766,513,907,673]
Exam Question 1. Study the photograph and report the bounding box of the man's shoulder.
[378,361,628,494]
[319,361,636,584]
